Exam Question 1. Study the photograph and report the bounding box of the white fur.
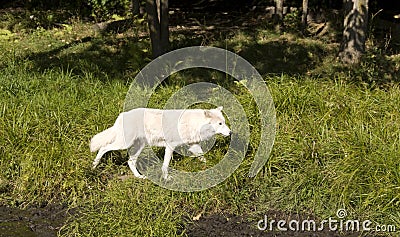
[90,107,231,179]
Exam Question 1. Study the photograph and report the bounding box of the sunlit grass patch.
[0,18,399,236]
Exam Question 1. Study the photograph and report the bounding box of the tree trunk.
[131,0,140,15]
[146,0,169,58]
[338,0,369,64]
[301,0,308,33]
[274,0,284,31]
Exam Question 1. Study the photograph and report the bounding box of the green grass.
[0,18,399,236]
[264,77,400,222]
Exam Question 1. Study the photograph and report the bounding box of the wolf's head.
[203,106,231,137]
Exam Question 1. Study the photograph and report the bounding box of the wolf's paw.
[162,166,169,180]
[136,174,147,179]
[163,174,172,181]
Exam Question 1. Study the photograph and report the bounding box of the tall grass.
[262,76,400,223]
[0,20,399,236]
[0,61,125,205]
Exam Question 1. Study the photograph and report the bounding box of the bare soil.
[0,204,72,237]
[185,211,375,237]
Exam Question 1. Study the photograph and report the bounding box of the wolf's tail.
[90,126,116,152]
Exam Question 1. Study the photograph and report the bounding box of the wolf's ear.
[216,106,223,111]
[204,110,212,118]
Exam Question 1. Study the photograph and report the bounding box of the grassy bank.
[0,18,399,236]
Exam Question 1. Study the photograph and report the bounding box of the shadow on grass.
[23,34,151,82]
[0,7,149,82]
[4,9,327,84]
[334,53,400,88]
[171,29,331,77]
[0,7,75,31]
[7,7,400,87]
[237,39,328,75]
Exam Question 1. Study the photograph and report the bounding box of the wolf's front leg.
[162,146,174,180]
[189,144,206,163]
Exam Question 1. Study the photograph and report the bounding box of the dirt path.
[185,212,372,237]
[0,204,71,237]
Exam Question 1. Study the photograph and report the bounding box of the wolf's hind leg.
[92,137,126,168]
[127,141,146,179]
[92,144,117,168]
[162,146,174,180]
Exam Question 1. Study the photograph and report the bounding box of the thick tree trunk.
[146,0,169,58]
[274,0,284,31]
[131,0,140,15]
[301,0,308,33]
[339,0,369,64]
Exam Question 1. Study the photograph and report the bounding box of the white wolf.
[90,107,231,179]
